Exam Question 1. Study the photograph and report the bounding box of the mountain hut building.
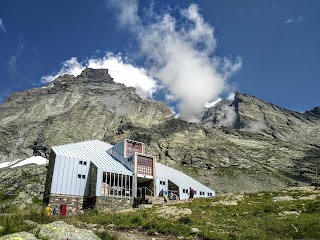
[43,139,215,213]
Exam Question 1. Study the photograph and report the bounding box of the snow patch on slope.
[0,156,48,169]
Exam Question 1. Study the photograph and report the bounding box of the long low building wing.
[155,162,214,194]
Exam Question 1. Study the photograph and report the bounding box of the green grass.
[0,188,319,239]
[68,188,320,239]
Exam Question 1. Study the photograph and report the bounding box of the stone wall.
[88,163,97,197]
[43,151,56,204]
[96,196,133,211]
[49,194,84,215]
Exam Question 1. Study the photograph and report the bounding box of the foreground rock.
[30,221,100,240]
[0,232,39,240]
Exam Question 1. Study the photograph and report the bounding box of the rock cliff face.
[0,68,319,195]
[233,93,320,145]
[0,68,173,162]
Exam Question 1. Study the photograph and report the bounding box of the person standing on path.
[189,187,195,199]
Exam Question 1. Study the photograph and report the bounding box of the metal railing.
[137,187,154,199]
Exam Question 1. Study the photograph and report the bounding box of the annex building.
[44,139,215,213]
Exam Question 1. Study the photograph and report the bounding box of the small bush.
[0,214,32,236]
[28,208,53,224]
[130,216,143,224]
[95,230,118,240]
[178,216,192,225]
[304,201,320,213]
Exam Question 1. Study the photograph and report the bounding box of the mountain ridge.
[0,68,319,194]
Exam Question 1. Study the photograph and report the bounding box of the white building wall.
[96,168,103,196]
[155,178,168,196]
[50,155,90,196]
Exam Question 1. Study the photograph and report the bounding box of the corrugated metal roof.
[52,140,132,176]
[51,140,214,192]
[155,162,214,192]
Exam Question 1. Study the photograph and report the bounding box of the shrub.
[178,216,192,225]
[95,230,118,240]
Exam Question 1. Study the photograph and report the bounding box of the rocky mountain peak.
[54,74,75,82]
[201,92,320,144]
[306,106,320,117]
[78,68,113,80]
[201,99,239,128]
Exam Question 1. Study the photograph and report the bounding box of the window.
[137,155,153,176]
[78,174,85,179]
[194,191,197,195]
[126,141,143,156]
[183,189,186,193]
[79,160,87,165]
[160,181,166,185]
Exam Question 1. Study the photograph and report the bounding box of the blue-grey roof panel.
[52,140,132,176]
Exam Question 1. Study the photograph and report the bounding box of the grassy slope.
[1,187,319,240]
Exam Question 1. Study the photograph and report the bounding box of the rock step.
[146,196,165,205]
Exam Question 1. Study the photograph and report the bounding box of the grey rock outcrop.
[0,232,39,240]
[233,93,320,145]
[0,165,46,210]
[30,221,100,240]
[306,106,320,117]
[201,99,239,128]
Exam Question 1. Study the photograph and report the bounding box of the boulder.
[30,221,100,240]
[0,231,38,240]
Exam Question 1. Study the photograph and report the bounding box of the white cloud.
[8,56,17,75]
[227,92,235,101]
[165,94,176,101]
[8,42,25,76]
[0,18,6,33]
[108,1,242,121]
[41,57,85,83]
[42,2,242,121]
[106,0,140,29]
[87,53,157,98]
[285,16,303,24]
[218,105,238,127]
[41,53,157,98]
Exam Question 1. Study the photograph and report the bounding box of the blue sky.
[0,0,319,118]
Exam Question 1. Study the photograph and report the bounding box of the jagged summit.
[201,92,320,144]
[306,106,320,117]
[78,68,113,80]
[52,68,114,84]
